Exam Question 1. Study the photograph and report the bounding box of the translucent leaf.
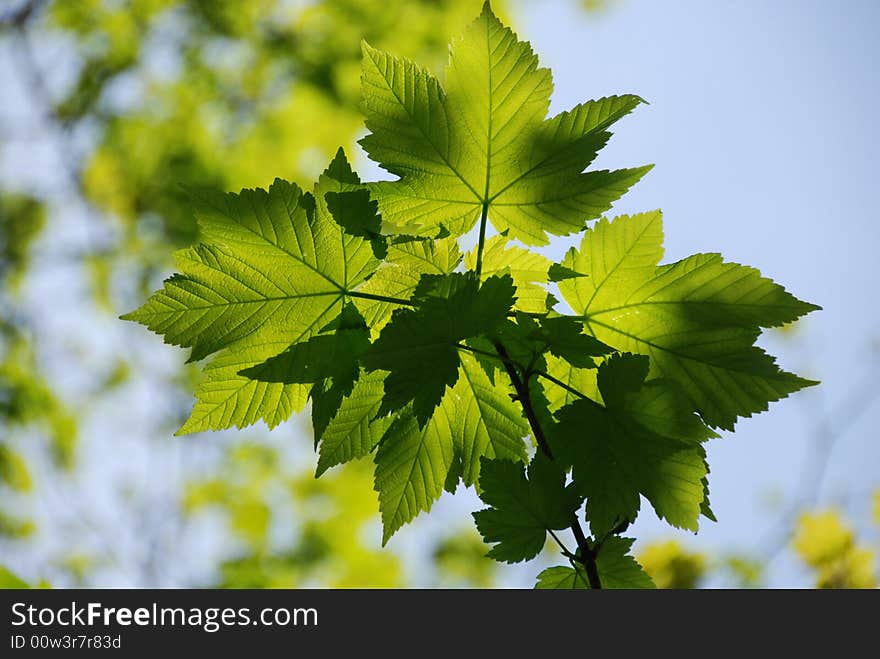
[559,211,820,429]
[360,3,649,245]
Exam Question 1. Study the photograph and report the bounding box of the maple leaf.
[473,454,582,563]
[373,410,456,544]
[558,210,820,430]
[449,353,528,487]
[535,537,655,589]
[122,149,378,432]
[362,273,515,425]
[122,3,822,589]
[240,304,369,392]
[353,237,461,333]
[464,235,551,313]
[360,2,650,245]
[553,353,714,537]
[313,369,392,477]
[373,352,528,543]
[470,312,609,384]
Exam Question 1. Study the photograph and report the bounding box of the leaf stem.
[492,341,553,457]
[346,290,415,307]
[548,529,577,560]
[474,201,490,280]
[535,370,588,401]
[455,343,505,364]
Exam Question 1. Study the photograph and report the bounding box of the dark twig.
[492,340,602,589]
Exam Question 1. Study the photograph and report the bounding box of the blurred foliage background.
[0,0,876,589]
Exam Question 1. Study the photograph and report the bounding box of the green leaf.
[322,145,362,185]
[353,237,461,332]
[0,445,31,492]
[535,537,655,589]
[553,353,711,537]
[360,4,650,245]
[558,211,820,430]
[444,455,464,494]
[539,316,610,367]
[547,263,586,282]
[473,453,582,563]
[314,369,391,477]
[302,306,374,448]
[543,354,600,412]
[595,537,656,588]
[449,353,528,486]
[374,410,456,544]
[0,565,32,589]
[372,350,527,541]
[177,341,311,435]
[534,565,590,589]
[123,153,379,431]
[324,188,387,259]
[118,2,822,589]
[362,273,515,425]
[700,474,717,522]
[480,313,608,383]
[465,235,551,313]
[241,305,374,459]
[240,305,369,392]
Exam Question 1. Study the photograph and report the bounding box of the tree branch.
[569,518,602,589]
[491,340,602,589]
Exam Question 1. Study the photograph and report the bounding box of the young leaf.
[125,165,375,362]
[547,263,586,282]
[479,313,609,381]
[553,353,712,537]
[176,341,310,435]
[543,354,600,411]
[239,313,369,391]
[360,3,650,245]
[465,235,551,313]
[539,316,611,367]
[558,211,820,430]
[473,454,582,563]
[373,410,456,544]
[362,273,515,425]
[534,566,589,589]
[535,537,655,589]
[123,152,379,432]
[241,305,373,455]
[373,353,527,542]
[324,188,387,259]
[314,369,391,477]
[353,237,461,333]
[122,2,821,588]
[450,353,528,486]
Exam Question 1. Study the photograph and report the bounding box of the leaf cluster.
[124,2,819,587]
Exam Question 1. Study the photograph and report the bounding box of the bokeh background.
[1,0,877,588]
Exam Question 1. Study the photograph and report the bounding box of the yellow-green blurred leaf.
[0,565,31,589]
[792,511,853,568]
[0,445,31,492]
[637,540,707,589]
